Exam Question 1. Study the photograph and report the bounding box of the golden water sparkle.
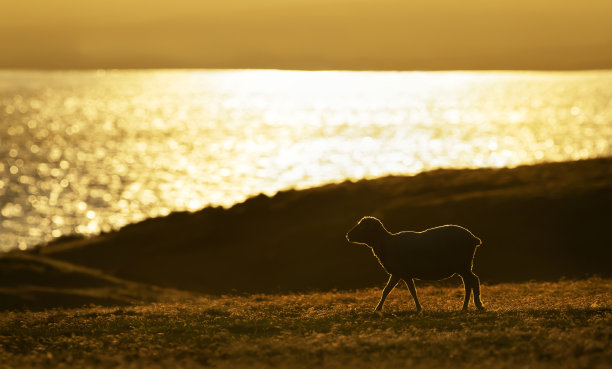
[1,70,611,250]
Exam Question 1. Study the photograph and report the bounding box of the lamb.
[346,216,484,312]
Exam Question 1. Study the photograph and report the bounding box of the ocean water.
[1,70,611,251]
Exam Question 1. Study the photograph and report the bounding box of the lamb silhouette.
[346,216,484,312]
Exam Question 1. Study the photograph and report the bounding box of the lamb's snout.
[345,222,368,245]
[346,216,385,246]
[345,226,356,244]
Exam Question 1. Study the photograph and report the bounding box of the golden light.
[1,69,611,250]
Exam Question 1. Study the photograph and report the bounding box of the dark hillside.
[37,158,612,293]
[0,254,176,310]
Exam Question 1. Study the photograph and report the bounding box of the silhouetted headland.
[0,253,184,311]
[7,158,612,299]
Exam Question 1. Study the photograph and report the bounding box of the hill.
[0,254,183,311]
[30,158,612,294]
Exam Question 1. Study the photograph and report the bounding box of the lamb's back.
[386,225,480,278]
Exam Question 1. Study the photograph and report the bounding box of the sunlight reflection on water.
[1,70,611,250]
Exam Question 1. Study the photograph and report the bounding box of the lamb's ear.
[370,211,384,221]
[360,215,378,223]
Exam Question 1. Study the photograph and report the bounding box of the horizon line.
[3,67,612,73]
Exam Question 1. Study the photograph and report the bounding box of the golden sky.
[2,0,612,70]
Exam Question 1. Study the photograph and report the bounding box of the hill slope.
[0,254,180,311]
[37,158,612,293]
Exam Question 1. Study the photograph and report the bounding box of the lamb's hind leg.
[375,275,400,312]
[405,278,423,313]
[459,273,472,311]
[470,271,485,310]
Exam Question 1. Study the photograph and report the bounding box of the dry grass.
[1,278,610,369]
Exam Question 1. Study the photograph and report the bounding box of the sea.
[1,70,611,251]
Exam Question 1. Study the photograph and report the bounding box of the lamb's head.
[346,216,388,247]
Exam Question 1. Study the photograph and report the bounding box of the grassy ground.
[1,278,610,369]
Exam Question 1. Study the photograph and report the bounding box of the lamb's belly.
[411,271,456,281]
[403,263,458,281]
[383,262,453,280]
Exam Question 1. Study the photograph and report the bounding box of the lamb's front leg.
[405,278,423,313]
[375,274,400,312]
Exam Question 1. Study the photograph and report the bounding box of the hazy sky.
[2,0,612,70]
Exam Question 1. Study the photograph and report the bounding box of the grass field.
[1,278,610,369]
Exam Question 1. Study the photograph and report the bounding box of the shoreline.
[39,155,612,248]
[15,157,609,293]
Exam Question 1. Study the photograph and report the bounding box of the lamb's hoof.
[460,308,469,313]
[415,309,423,315]
[373,309,383,315]
[476,305,486,311]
